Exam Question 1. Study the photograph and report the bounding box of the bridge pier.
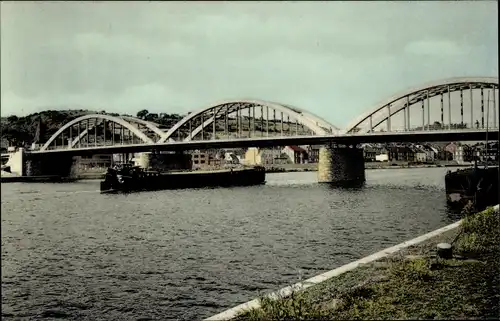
[25,153,77,177]
[4,148,26,176]
[317,143,365,186]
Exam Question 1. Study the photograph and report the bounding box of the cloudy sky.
[1,1,497,127]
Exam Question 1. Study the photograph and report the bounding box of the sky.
[1,1,498,127]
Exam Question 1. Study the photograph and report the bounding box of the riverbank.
[207,205,499,320]
[264,161,471,173]
[0,162,472,182]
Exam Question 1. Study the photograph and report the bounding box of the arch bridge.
[344,77,499,134]
[40,77,499,152]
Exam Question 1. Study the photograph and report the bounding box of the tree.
[145,113,159,122]
[136,109,149,119]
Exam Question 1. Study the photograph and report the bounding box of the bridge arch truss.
[158,99,339,143]
[344,77,499,134]
[40,114,169,151]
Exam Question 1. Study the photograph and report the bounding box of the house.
[375,147,389,162]
[307,145,322,163]
[189,150,221,169]
[282,146,308,164]
[244,147,288,165]
[472,142,499,162]
[362,144,377,162]
[223,152,242,164]
[445,143,473,164]
[417,144,436,162]
[388,146,415,162]
[413,146,427,163]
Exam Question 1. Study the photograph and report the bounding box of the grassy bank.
[236,206,499,320]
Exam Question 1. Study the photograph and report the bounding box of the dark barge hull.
[445,166,499,211]
[100,167,266,194]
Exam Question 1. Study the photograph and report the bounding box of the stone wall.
[25,153,76,177]
[317,144,366,186]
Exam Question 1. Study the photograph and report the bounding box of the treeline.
[0,109,185,147]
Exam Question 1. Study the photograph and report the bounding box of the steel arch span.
[40,114,159,151]
[158,99,340,143]
[344,77,499,134]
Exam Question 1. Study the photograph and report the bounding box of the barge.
[100,164,266,194]
[445,164,499,211]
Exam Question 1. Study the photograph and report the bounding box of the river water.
[1,168,461,321]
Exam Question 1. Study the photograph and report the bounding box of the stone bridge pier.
[5,148,77,177]
[25,152,77,177]
[317,143,366,186]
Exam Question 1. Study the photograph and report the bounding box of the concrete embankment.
[205,204,499,320]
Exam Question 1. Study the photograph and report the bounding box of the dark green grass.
[236,206,500,320]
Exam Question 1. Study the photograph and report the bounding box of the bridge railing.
[355,123,499,134]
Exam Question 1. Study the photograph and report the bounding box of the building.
[413,146,427,163]
[191,150,221,169]
[416,144,436,162]
[244,147,289,165]
[363,145,377,162]
[282,145,308,164]
[306,145,322,163]
[445,142,473,164]
[388,146,415,162]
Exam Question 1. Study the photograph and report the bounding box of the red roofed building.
[282,145,308,164]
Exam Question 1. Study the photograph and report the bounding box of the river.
[1,167,461,320]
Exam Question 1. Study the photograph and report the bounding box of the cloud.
[404,40,472,56]
[0,1,497,127]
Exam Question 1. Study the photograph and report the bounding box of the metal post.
[266,106,269,136]
[103,119,106,145]
[280,112,284,136]
[225,108,228,138]
[248,107,251,138]
[69,126,73,147]
[287,115,290,136]
[252,105,256,137]
[189,120,192,140]
[86,119,90,147]
[421,100,425,130]
[448,85,451,129]
[273,109,276,135]
[403,107,407,131]
[407,96,410,130]
[369,115,373,132]
[212,108,216,140]
[112,121,115,145]
[481,87,484,128]
[387,105,391,132]
[470,85,473,128]
[94,118,98,147]
[121,125,124,145]
[261,106,264,137]
[426,90,430,130]
[460,89,464,126]
[201,114,204,140]
[77,122,81,148]
[295,119,299,135]
[61,132,64,148]
[440,94,444,126]
[493,88,497,129]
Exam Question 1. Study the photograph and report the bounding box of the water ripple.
[1,168,459,320]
